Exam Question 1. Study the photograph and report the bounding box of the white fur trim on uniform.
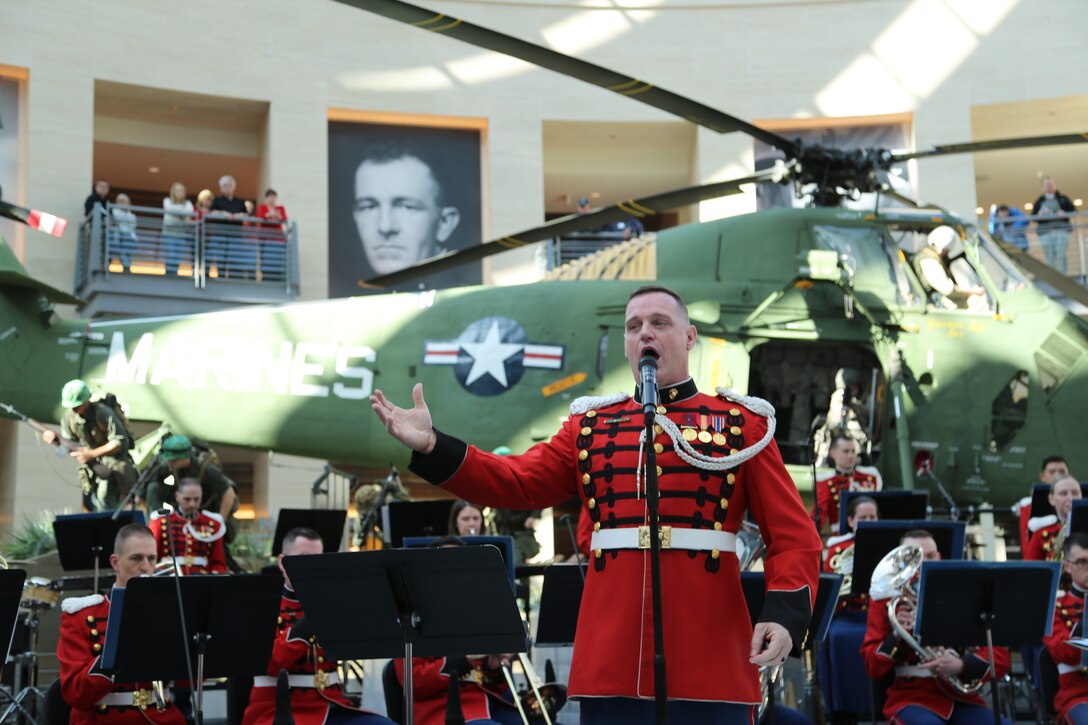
[714,387,776,420]
[150,509,170,521]
[855,466,883,487]
[1029,514,1058,533]
[1012,495,1031,515]
[184,515,226,543]
[825,532,854,549]
[62,594,105,614]
[570,392,630,416]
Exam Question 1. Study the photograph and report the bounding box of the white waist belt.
[161,556,209,567]
[253,673,339,688]
[1058,663,1085,675]
[96,691,171,707]
[590,526,737,553]
[895,666,934,678]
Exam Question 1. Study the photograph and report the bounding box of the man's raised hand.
[370,383,438,454]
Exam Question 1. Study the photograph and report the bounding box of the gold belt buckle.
[638,525,671,549]
[132,690,150,710]
[314,669,329,691]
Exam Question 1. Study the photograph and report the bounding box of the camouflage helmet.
[160,434,193,461]
[60,379,92,409]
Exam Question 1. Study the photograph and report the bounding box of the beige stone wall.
[1,0,1087,527]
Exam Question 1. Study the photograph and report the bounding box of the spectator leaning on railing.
[162,182,195,276]
[108,193,137,273]
[988,204,1029,251]
[1031,175,1077,275]
[256,189,288,281]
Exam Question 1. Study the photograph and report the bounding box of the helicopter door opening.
[746,340,884,466]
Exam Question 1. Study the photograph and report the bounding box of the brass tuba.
[870,544,984,694]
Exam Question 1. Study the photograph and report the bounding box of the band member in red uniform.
[812,434,882,534]
[1025,476,1083,562]
[1014,455,1071,550]
[241,527,392,725]
[862,530,1011,725]
[1044,532,1088,724]
[372,285,822,724]
[819,495,879,720]
[57,524,186,725]
[148,478,227,575]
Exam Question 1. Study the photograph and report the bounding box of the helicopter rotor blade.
[890,132,1088,163]
[333,0,798,156]
[0,199,69,237]
[359,170,777,289]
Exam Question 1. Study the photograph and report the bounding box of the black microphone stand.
[112,454,163,520]
[640,356,668,724]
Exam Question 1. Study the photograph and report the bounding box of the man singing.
[371,285,821,724]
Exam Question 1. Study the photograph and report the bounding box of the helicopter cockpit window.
[811,225,914,306]
[973,228,1028,294]
[990,370,1029,450]
[896,228,994,312]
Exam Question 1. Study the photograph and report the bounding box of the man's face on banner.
[353,155,461,276]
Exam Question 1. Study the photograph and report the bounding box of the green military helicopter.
[2,0,1087,512]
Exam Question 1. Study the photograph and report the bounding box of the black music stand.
[851,520,965,597]
[739,573,842,724]
[381,500,455,547]
[283,547,527,725]
[53,511,145,592]
[403,535,517,584]
[0,569,29,722]
[1030,483,1088,520]
[915,561,1060,725]
[1067,500,1088,536]
[101,575,282,725]
[270,508,348,556]
[536,563,586,647]
[838,491,928,532]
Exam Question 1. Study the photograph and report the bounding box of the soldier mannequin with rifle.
[4,379,138,511]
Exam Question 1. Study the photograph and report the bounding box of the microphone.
[639,354,658,416]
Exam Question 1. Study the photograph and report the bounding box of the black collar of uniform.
[1071,584,1087,600]
[282,586,299,603]
[633,377,699,406]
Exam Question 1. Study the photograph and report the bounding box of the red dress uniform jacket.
[822,534,868,613]
[394,657,515,725]
[812,467,882,534]
[1043,587,1088,722]
[1024,519,1063,561]
[410,381,822,703]
[861,595,1009,720]
[149,509,227,575]
[242,590,372,725]
[58,593,185,725]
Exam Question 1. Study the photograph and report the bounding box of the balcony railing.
[984,208,1087,280]
[76,204,300,317]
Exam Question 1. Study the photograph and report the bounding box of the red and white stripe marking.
[26,210,68,237]
[523,344,564,369]
[423,342,461,365]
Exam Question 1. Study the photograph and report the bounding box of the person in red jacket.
[241,527,392,725]
[862,529,1012,725]
[148,478,227,575]
[57,523,186,725]
[1025,476,1083,562]
[812,434,882,534]
[372,285,822,724]
[1015,455,1071,551]
[1044,531,1088,724]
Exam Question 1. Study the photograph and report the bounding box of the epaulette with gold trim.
[570,392,629,416]
[62,594,105,614]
